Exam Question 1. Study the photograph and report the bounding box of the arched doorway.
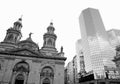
[40,66,54,84]
[10,61,30,84]
[14,74,24,84]
[42,78,50,84]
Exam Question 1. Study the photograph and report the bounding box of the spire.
[41,22,57,53]
[47,22,55,34]
[13,16,23,30]
[3,17,23,43]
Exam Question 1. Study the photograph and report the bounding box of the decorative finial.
[29,32,33,38]
[61,46,63,52]
[50,22,53,26]
[19,15,23,21]
[50,19,53,26]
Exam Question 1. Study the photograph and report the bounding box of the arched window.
[7,34,14,41]
[47,39,52,46]
[40,66,54,84]
[40,66,54,77]
[13,61,30,72]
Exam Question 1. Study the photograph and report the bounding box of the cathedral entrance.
[42,78,50,84]
[40,66,54,84]
[14,74,24,84]
[11,61,30,84]
[43,83,50,84]
[15,79,24,84]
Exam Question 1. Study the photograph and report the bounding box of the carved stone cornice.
[32,59,42,63]
[41,61,55,67]
[55,61,65,65]
[4,56,15,60]
[0,51,66,61]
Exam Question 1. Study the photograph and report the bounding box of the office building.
[79,8,116,79]
[107,29,120,48]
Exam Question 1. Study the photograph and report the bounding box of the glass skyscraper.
[107,29,120,48]
[79,8,116,79]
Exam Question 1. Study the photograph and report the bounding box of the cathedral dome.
[47,22,55,34]
[13,18,22,28]
[18,33,39,51]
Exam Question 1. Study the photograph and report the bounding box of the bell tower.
[3,17,22,43]
[41,22,58,56]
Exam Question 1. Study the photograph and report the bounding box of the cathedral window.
[13,61,29,72]
[40,66,54,77]
[15,36,18,42]
[7,34,14,41]
[44,40,46,45]
[47,39,52,45]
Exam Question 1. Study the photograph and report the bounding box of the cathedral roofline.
[0,51,67,61]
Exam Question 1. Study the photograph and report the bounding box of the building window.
[7,34,14,41]
[40,66,54,77]
[47,39,52,45]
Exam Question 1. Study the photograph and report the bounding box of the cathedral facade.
[0,18,66,84]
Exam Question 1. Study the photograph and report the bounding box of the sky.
[0,0,120,65]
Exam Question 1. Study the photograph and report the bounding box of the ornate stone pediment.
[7,48,40,56]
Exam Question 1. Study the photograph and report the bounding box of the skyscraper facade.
[79,8,116,79]
[107,29,120,48]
